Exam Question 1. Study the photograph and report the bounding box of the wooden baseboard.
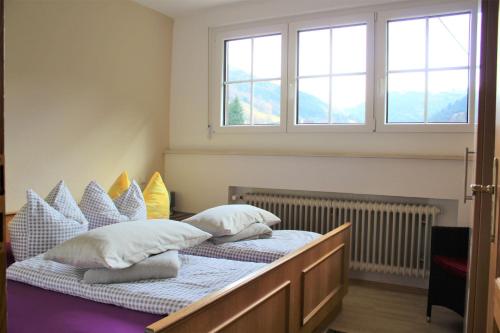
[349,278,427,295]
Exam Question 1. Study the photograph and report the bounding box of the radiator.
[241,193,440,278]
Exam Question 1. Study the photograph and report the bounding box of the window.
[224,34,282,126]
[210,4,475,133]
[296,24,367,125]
[382,10,472,129]
[210,24,287,133]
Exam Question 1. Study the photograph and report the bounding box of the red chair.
[426,226,469,322]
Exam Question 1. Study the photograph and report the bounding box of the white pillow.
[9,189,88,261]
[113,180,147,220]
[83,250,180,284]
[183,204,281,237]
[211,222,272,245]
[44,220,212,269]
[79,181,128,229]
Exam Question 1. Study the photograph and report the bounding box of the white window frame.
[375,1,477,133]
[209,24,288,134]
[208,1,476,134]
[287,13,375,133]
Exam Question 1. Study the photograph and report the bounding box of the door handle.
[464,147,476,203]
[471,184,496,194]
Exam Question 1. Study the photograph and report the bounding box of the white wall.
[169,0,473,155]
[165,152,471,227]
[6,0,173,212]
[166,0,475,225]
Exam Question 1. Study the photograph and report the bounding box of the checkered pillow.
[9,205,28,261]
[45,180,88,225]
[9,190,88,261]
[80,181,128,229]
[113,180,147,220]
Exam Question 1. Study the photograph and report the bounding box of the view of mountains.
[226,69,467,124]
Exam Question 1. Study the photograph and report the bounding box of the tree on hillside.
[228,96,245,125]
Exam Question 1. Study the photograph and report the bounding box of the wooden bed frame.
[146,223,351,333]
[4,214,351,332]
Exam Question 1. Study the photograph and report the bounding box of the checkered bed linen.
[180,230,321,263]
[7,254,265,315]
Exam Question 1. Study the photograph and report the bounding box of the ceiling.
[132,0,251,17]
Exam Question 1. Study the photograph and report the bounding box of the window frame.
[287,13,376,133]
[374,2,477,133]
[208,1,477,134]
[209,24,288,134]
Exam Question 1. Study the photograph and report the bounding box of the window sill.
[375,123,474,133]
[212,125,286,134]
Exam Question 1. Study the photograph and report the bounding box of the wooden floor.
[328,283,463,333]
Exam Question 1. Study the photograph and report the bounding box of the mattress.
[179,230,321,263]
[7,254,265,315]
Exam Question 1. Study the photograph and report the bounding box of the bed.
[5,214,351,333]
[7,254,266,315]
[179,230,321,263]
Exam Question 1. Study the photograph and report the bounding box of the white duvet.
[7,254,265,315]
[180,230,321,263]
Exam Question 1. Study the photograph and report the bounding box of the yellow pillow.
[108,171,131,199]
[143,172,170,219]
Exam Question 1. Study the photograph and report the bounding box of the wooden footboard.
[146,223,351,333]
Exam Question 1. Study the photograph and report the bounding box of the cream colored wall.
[166,0,475,226]
[165,152,472,226]
[5,0,172,212]
[169,0,473,155]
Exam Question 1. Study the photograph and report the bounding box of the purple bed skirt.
[6,243,164,333]
[8,281,164,333]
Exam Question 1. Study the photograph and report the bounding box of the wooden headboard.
[4,213,13,242]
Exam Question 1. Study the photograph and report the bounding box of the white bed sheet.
[180,230,321,263]
[7,254,265,315]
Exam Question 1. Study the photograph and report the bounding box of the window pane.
[226,39,251,81]
[387,72,425,123]
[332,25,366,74]
[253,35,281,79]
[427,69,468,123]
[388,19,426,71]
[225,83,250,125]
[331,75,365,124]
[298,29,330,76]
[253,80,281,125]
[297,77,330,124]
[429,13,470,68]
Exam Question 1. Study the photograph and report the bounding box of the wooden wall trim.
[164,149,464,161]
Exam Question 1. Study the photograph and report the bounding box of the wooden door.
[466,0,499,332]
[0,0,5,331]
[489,0,500,330]
[461,0,500,332]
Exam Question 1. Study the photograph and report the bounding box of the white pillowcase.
[211,222,272,245]
[113,180,147,221]
[183,204,281,237]
[9,188,88,261]
[83,250,180,284]
[79,181,129,229]
[44,220,212,269]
